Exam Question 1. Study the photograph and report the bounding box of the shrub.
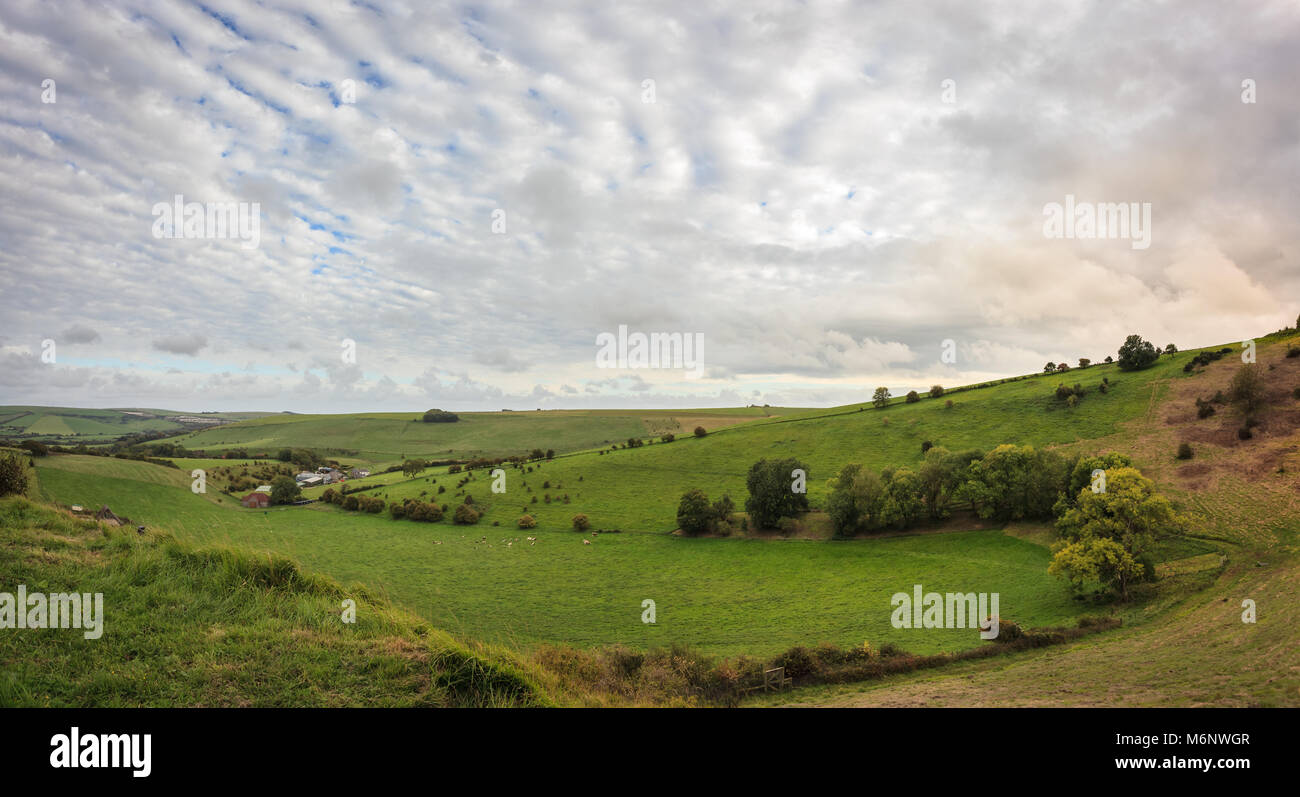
[572,514,591,532]
[1237,427,1253,441]
[694,426,707,437]
[676,489,712,535]
[0,454,28,497]
[453,504,480,525]
[660,433,675,443]
[929,385,944,398]
[18,440,48,456]
[321,487,337,504]
[518,514,537,529]
[905,390,920,403]
[921,440,933,453]
[341,495,360,511]
[988,618,1024,643]
[944,399,954,410]
[1287,345,1300,358]
[389,502,407,519]
[1176,442,1193,460]
[1229,364,1266,414]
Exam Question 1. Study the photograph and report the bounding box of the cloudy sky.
[1,0,1296,412]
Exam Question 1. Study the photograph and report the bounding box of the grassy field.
[0,497,543,707]
[157,406,801,462]
[0,406,276,444]
[33,455,1087,657]
[18,334,1300,705]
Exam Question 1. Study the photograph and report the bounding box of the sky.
[0,0,1296,413]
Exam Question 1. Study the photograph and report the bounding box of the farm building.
[241,492,271,509]
[295,472,323,487]
[254,485,272,493]
[348,468,370,478]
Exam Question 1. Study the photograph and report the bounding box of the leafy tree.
[905,390,920,403]
[1164,344,1178,354]
[572,514,591,532]
[1058,452,1133,512]
[956,444,1067,522]
[825,463,884,537]
[1116,335,1159,371]
[1044,362,1056,374]
[453,504,480,525]
[1049,538,1144,600]
[878,468,925,529]
[1104,356,1114,363]
[929,385,944,398]
[660,433,675,443]
[18,440,48,456]
[1051,467,1181,599]
[711,494,735,524]
[518,514,537,529]
[676,489,713,535]
[744,457,810,529]
[1078,358,1091,368]
[277,448,293,463]
[694,426,707,437]
[270,475,301,505]
[1056,362,1070,372]
[0,454,28,497]
[401,458,426,477]
[872,387,891,408]
[1228,363,1266,414]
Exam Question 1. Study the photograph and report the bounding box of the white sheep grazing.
[582,539,591,545]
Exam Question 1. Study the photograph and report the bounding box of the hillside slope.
[0,497,547,707]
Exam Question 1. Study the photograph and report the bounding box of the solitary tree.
[1116,335,1159,371]
[1044,362,1057,374]
[676,489,713,535]
[872,387,892,408]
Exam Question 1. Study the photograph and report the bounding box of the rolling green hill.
[156,406,797,463]
[16,330,1300,705]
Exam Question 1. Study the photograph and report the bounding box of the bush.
[905,390,920,403]
[929,385,944,398]
[676,489,712,535]
[944,399,954,409]
[988,618,1024,643]
[572,514,591,532]
[420,409,460,423]
[1195,397,1216,418]
[1229,364,1266,414]
[389,502,407,519]
[921,441,932,453]
[1237,427,1253,440]
[0,454,28,497]
[518,514,537,529]
[453,504,480,525]
[660,433,675,443]
[1287,345,1300,358]
[694,426,707,437]
[341,495,360,511]
[18,440,48,457]
[1176,442,1193,460]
